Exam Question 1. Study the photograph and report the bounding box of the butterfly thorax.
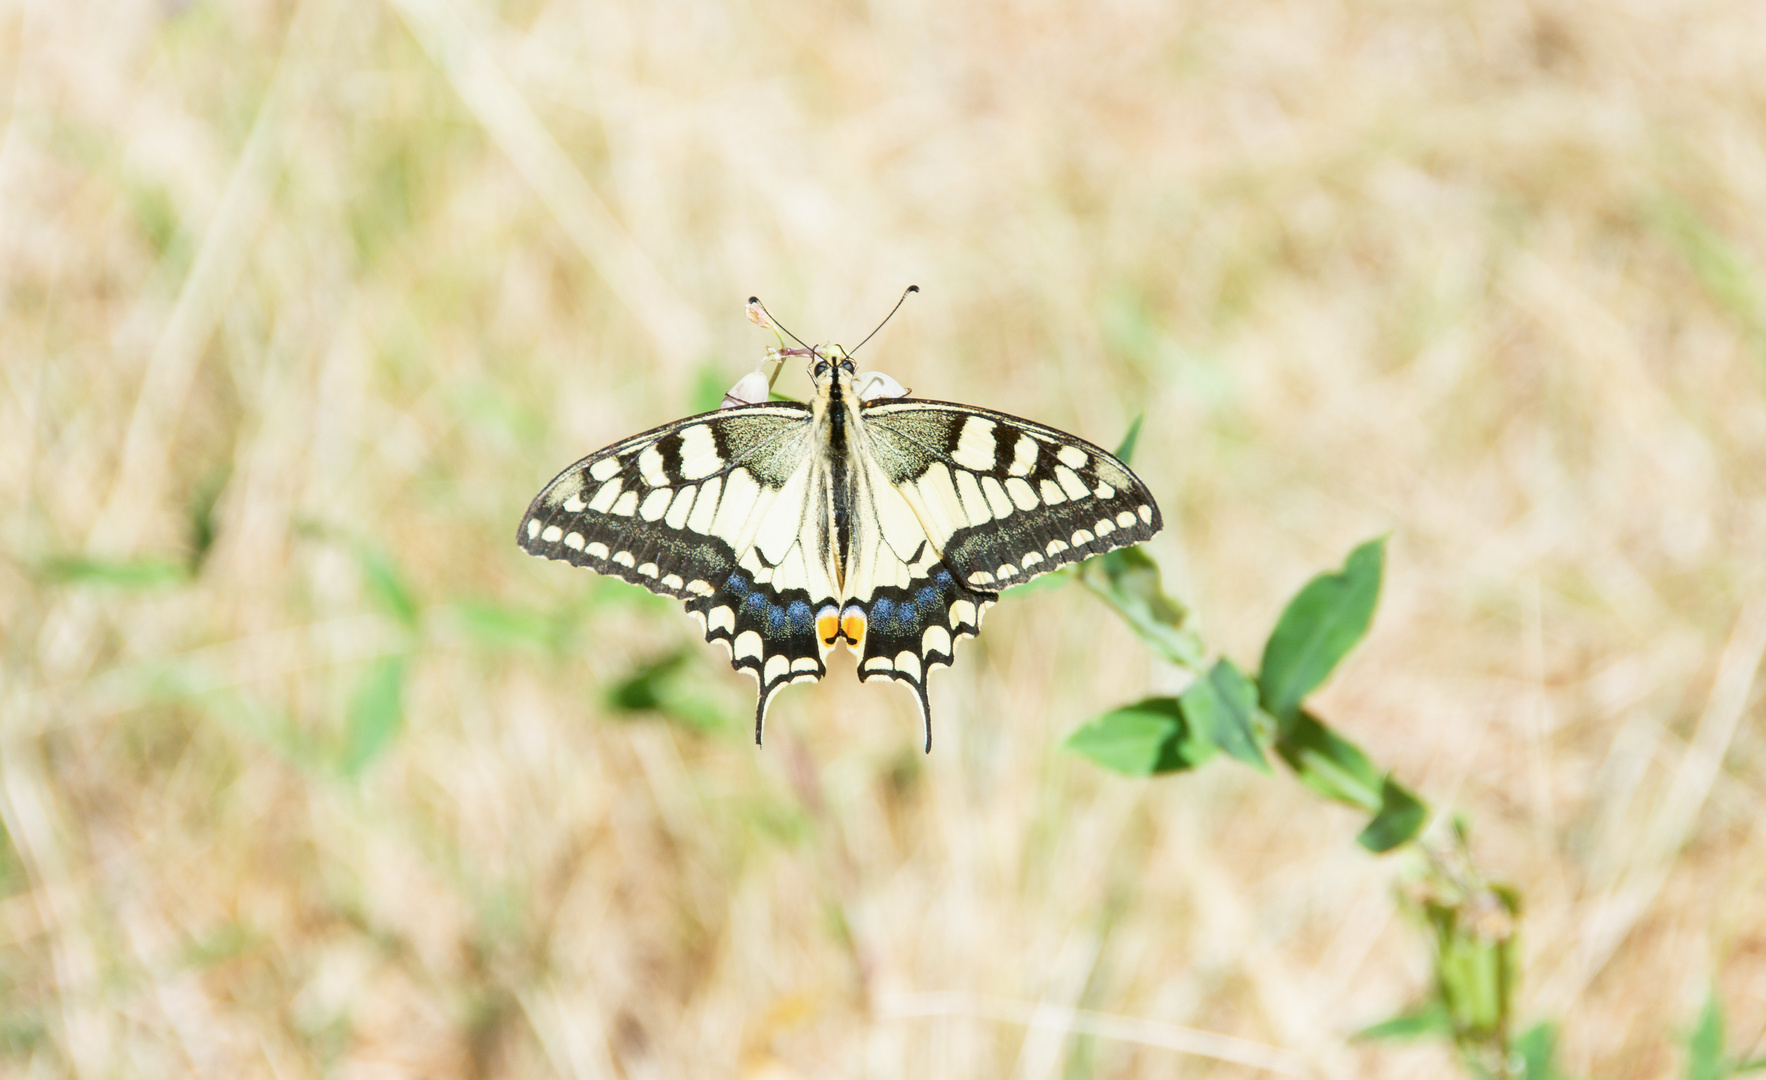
[807,346,863,592]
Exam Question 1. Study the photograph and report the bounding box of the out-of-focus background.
[3,0,1765,1075]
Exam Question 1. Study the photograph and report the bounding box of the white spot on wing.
[709,606,734,634]
[1057,445,1088,470]
[639,488,672,521]
[1095,518,1116,537]
[541,525,562,542]
[610,490,639,517]
[1056,466,1089,501]
[662,573,684,590]
[764,655,788,684]
[1046,539,1069,556]
[866,656,895,672]
[1021,551,1043,568]
[1139,504,1153,524]
[589,456,621,481]
[561,495,585,513]
[1095,482,1116,499]
[980,476,1014,519]
[677,424,724,480]
[587,542,609,558]
[687,476,721,533]
[1040,479,1067,506]
[638,446,670,486]
[1005,477,1039,511]
[665,487,696,529]
[954,469,993,527]
[969,569,995,585]
[638,562,659,577]
[613,551,636,567]
[951,416,998,470]
[525,520,540,539]
[588,479,621,513]
[734,631,763,660]
[564,532,584,550]
[894,651,922,681]
[950,600,977,627]
[922,625,951,656]
[1008,434,1039,476]
[792,656,819,672]
[1117,511,1136,528]
[1072,529,1094,545]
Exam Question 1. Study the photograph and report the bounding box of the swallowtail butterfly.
[518,295,1162,751]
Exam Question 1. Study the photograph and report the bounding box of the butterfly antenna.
[849,285,919,356]
[748,296,815,354]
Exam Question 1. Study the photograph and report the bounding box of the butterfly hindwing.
[859,400,1162,592]
[519,402,837,736]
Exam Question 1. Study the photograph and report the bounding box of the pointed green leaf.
[1353,1000,1451,1041]
[1065,698,1214,776]
[1687,991,1726,1080]
[341,655,408,777]
[1258,536,1386,727]
[1274,711,1382,812]
[1113,413,1145,465]
[1357,776,1429,853]
[1179,659,1270,772]
[1078,547,1204,670]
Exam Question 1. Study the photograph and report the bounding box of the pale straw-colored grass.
[3,0,1765,1075]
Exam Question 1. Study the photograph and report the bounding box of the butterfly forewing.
[858,400,1162,592]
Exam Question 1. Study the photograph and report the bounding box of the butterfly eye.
[840,360,856,374]
[814,361,830,376]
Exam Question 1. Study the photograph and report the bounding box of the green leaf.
[1515,1022,1561,1079]
[998,567,1072,599]
[602,651,732,733]
[1687,991,1726,1080]
[1357,775,1429,853]
[1078,547,1204,670]
[1274,711,1382,812]
[341,655,408,777]
[1179,659,1270,772]
[359,548,420,628]
[606,650,693,713]
[1353,1000,1451,1041]
[1065,698,1214,776]
[1258,536,1386,727]
[1733,1060,1766,1074]
[1113,413,1145,465]
[40,555,188,590]
[1429,885,1520,1041]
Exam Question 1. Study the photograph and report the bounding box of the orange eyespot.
[816,610,840,647]
[840,608,867,648]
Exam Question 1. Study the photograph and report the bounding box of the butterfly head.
[807,345,857,393]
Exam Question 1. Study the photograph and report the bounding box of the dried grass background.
[4,0,1766,1076]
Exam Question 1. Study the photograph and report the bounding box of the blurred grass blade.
[1357,776,1429,853]
[1078,547,1203,670]
[359,547,420,628]
[1687,991,1726,1080]
[1514,1022,1563,1080]
[1259,536,1386,727]
[1179,658,1270,772]
[1353,1000,1451,1041]
[1065,698,1214,775]
[1274,711,1382,812]
[341,655,409,777]
[451,598,564,651]
[40,555,189,589]
[187,466,229,573]
[1113,412,1145,464]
